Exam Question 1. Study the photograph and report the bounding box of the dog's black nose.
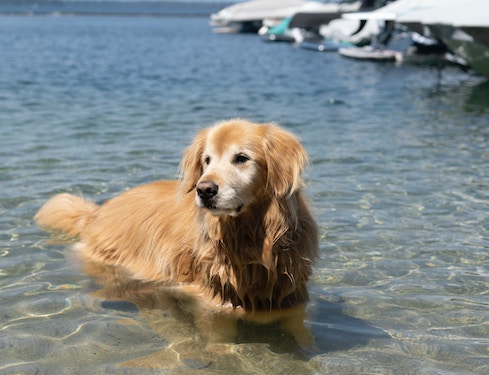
[197,181,218,201]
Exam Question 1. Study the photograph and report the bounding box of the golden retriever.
[35,119,318,321]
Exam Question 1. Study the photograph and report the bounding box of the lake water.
[1,11,489,375]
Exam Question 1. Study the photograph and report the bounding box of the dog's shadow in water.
[83,261,390,369]
[306,285,391,354]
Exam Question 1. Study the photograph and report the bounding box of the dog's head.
[180,120,309,217]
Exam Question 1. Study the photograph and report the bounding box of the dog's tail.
[34,193,98,238]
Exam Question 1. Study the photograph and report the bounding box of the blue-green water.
[1,14,489,374]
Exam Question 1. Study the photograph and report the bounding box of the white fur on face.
[196,143,260,217]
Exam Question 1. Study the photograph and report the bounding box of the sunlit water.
[1,13,489,375]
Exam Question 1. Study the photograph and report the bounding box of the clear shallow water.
[1,14,489,374]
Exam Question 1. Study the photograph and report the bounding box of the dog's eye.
[204,156,211,165]
[234,154,250,164]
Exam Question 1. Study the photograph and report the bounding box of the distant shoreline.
[0,1,233,17]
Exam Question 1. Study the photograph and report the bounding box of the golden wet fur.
[35,119,318,312]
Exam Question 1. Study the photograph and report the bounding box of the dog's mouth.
[202,202,244,217]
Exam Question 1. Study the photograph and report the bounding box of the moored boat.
[210,0,306,34]
[339,45,401,61]
[343,0,489,77]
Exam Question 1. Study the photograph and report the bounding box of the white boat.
[343,0,489,77]
[286,0,363,32]
[339,45,401,61]
[210,0,306,33]
[258,0,367,43]
[210,0,364,35]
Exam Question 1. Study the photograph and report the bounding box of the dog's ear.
[263,125,309,198]
[180,128,208,193]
